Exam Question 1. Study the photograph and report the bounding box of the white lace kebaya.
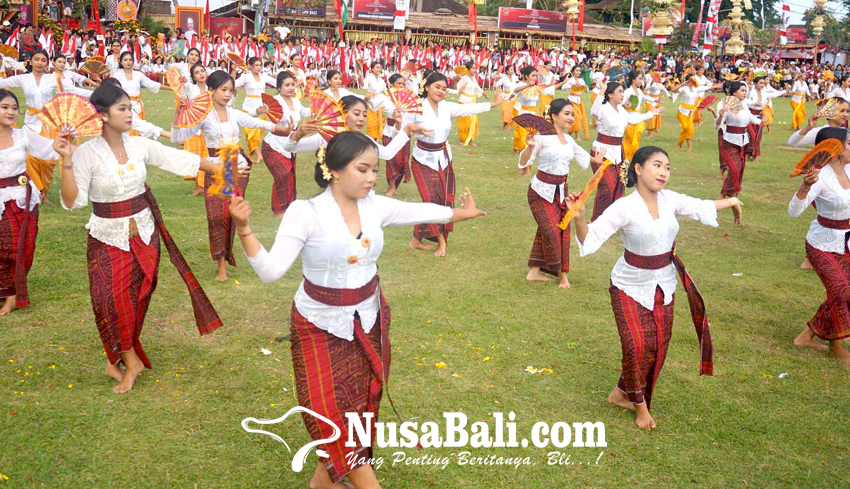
[246,188,453,341]
[170,106,276,168]
[788,164,850,254]
[0,128,54,216]
[407,99,491,171]
[63,135,200,251]
[577,190,718,310]
[518,134,590,203]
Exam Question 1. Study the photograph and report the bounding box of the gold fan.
[789,139,845,178]
[38,93,103,138]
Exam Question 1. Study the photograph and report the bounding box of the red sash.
[416,140,450,160]
[535,170,568,186]
[596,133,623,146]
[623,245,713,376]
[414,140,455,205]
[817,216,850,230]
[725,125,746,134]
[92,187,223,335]
[0,174,34,307]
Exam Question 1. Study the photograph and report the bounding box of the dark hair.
[626,70,641,88]
[419,71,448,97]
[0,89,18,107]
[728,81,746,96]
[247,56,261,67]
[626,146,669,188]
[520,65,536,80]
[753,76,766,84]
[100,77,122,88]
[111,40,121,48]
[31,48,49,61]
[327,69,341,82]
[186,47,201,59]
[815,127,849,146]
[190,62,206,83]
[602,81,622,105]
[547,98,573,121]
[90,83,130,115]
[388,73,403,86]
[464,61,474,71]
[53,53,66,62]
[314,132,378,188]
[119,51,134,64]
[208,70,235,91]
[276,70,294,90]
[370,61,382,70]
[340,94,366,112]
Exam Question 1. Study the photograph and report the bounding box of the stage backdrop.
[352,0,395,21]
[497,8,568,33]
[210,17,245,38]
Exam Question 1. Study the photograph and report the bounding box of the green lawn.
[0,86,846,488]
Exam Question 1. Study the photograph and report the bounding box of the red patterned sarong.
[745,108,763,159]
[805,218,850,340]
[719,135,745,196]
[205,148,251,265]
[261,142,297,214]
[88,188,222,368]
[590,149,625,222]
[411,141,455,242]
[527,171,569,275]
[0,174,37,308]
[383,133,411,188]
[291,276,393,483]
[717,130,727,171]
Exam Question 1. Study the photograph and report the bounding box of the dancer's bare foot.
[309,462,355,489]
[215,260,228,282]
[794,327,828,351]
[408,237,434,251]
[829,340,850,367]
[800,258,813,270]
[189,185,203,197]
[470,142,477,147]
[105,361,124,382]
[686,147,693,153]
[525,268,554,283]
[385,185,397,198]
[607,388,635,411]
[41,195,52,205]
[634,403,656,431]
[558,272,571,289]
[678,145,687,152]
[0,296,15,316]
[646,133,655,138]
[716,170,726,179]
[434,244,447,257]
[113,353,143,394]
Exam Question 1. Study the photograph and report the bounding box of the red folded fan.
[696,95,717,111]
[512,114,556,136]
[261,93,284,124]
[176,92,212,128]
[789,139,845,178]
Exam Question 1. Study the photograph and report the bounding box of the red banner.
[497,8,568,33]
[210,17,245,38]
[787,27,807,44]
[353,0,395,21]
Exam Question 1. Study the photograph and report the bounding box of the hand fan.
[309,92,347,142]
[789,139,845,178]
[817,97,840,119]
[207,141,241,197]
[512,114,556,136]
[0,45,18,58]
[724,73,739,81]
[521,85,541,98]
[696,95,718,110]
[689,77,699,87]
[80,59,110,77]
[38,93,103,138]
[721,96,742,115]
[387,87,422,115]
[570,85,587,94]
[453,66,469,77]
[303,76,317,100]
[88,55,106,64]
[165,66,186,94]
[628,94,640,109]
[261,93,284,124]
[226,52,247,71]
[605,66,624,82]
[176,92,212,128]
[559,160,615,230]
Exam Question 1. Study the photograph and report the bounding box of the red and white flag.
[5,26,19,48]
[780,0,790,46]
[703,0,722,56]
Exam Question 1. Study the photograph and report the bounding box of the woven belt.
[0,174,29,188]
[817,216,850,230]
[596,133,623,146]
[725,126,746,134]
[303,274,379,307]
[535,170,567,185]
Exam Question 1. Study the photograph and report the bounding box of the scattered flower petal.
[778,372,789,379]
[261,348,272,355]
[482,356,492,362]
[732,273,743,277]
[434,362,447,369]
[234,280,240,285]
[67,384,73,388]
[452,373,462,379]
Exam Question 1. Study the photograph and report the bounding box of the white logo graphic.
[241,407,342,473]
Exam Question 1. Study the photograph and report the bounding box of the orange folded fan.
[387,87,422,115]
[559,160,615,230]
[0,45,18,59]
[789,139,845,178]
[176,92,213,128]
[261,93,284,124]
[309,92,347,142]
[38,93,103,138]
[226,52,247,72]
[165,66,186,94]
[88,55,106,64]
[80,59,110,77]
[696,95,717,111]
[303,76,317,100]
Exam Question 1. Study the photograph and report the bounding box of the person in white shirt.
[234,56,277,163]
[715,81,761,225]
[111,51,171,136]
[622,70,648,163]
[788,98,850,148]
[494,66,516,130]
[323,69,359,101]
[456,61,486,147]
[518,98,603,289]
[179,62,211,197]
[55,83,223,394]
[363,61,387,141]
[570,145,741,431]
[745,75,787,161]
[564,65,589,141]
[788,127,850,367]
[53,53,98,90]
[827,76,850,101]
[671,74,719,153]
[105,40,122,73]
[643,72,671,138]
[791,72,811,130]
[408,71,501,257]
[228,130,485,489]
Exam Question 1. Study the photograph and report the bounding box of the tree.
[804,8,850,50]
[72,0,94,29]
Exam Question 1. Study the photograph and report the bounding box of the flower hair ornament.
[318,146,332,181]
[419,77,428,95]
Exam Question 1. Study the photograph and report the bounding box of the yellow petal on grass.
[434,362,447,369]
[0,472,8,480]
[482,357,492,362]
[452,373,462,379]
[234,280,240,285]
[67,384,73,388]
[49,365,56,369]
[6,359,13,363]
[525,366,538,375]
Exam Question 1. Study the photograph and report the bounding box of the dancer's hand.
[293,121,320,140]
[519,166,532,177]
[52,131,77,158]
[651,106,665,116]
[802,168,821,189]
[565,191,585,218]
[392,108,402,123]
[257,105,269,116]
[230,195,252,230]
[452,188,487,222]
[590,148,606,167]
[403,124,432,138]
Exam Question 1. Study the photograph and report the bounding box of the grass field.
[1,85,847,488]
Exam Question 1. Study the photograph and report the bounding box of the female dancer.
[260,71,311,218]
[716,81,761,226]
[364,61,387,141]
[408,72,500,257]
[99,78,170,141]
[564,65,589,141]
[643,73,670,138]
[589,81,661,221]
[235,56,277,163]
[289,54,307,98]
[171,71,289,281]
[53,54,98,90]
[55,83,222,393]
[105,40,122,73]
[788,97,850,147]
[494,66,517,131]
[229,131,486,489]
[791,72,811,131]
[323,69,359,101]
[457,61,486,147]
[111,51,168,135]
[673,74,718,153]
[0,48,90,198]
[691,66,711,126]
[370,74,411,197]
[827,76,850,101]
[538,62,556,116]
[745,76,786,162]
[182,62,211,196]
[788,127,850,367]
[172,48,203,96]
[570,145,741,430]
[518,98,603,289]
[0,89,59,314]
[622,71,647,163]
